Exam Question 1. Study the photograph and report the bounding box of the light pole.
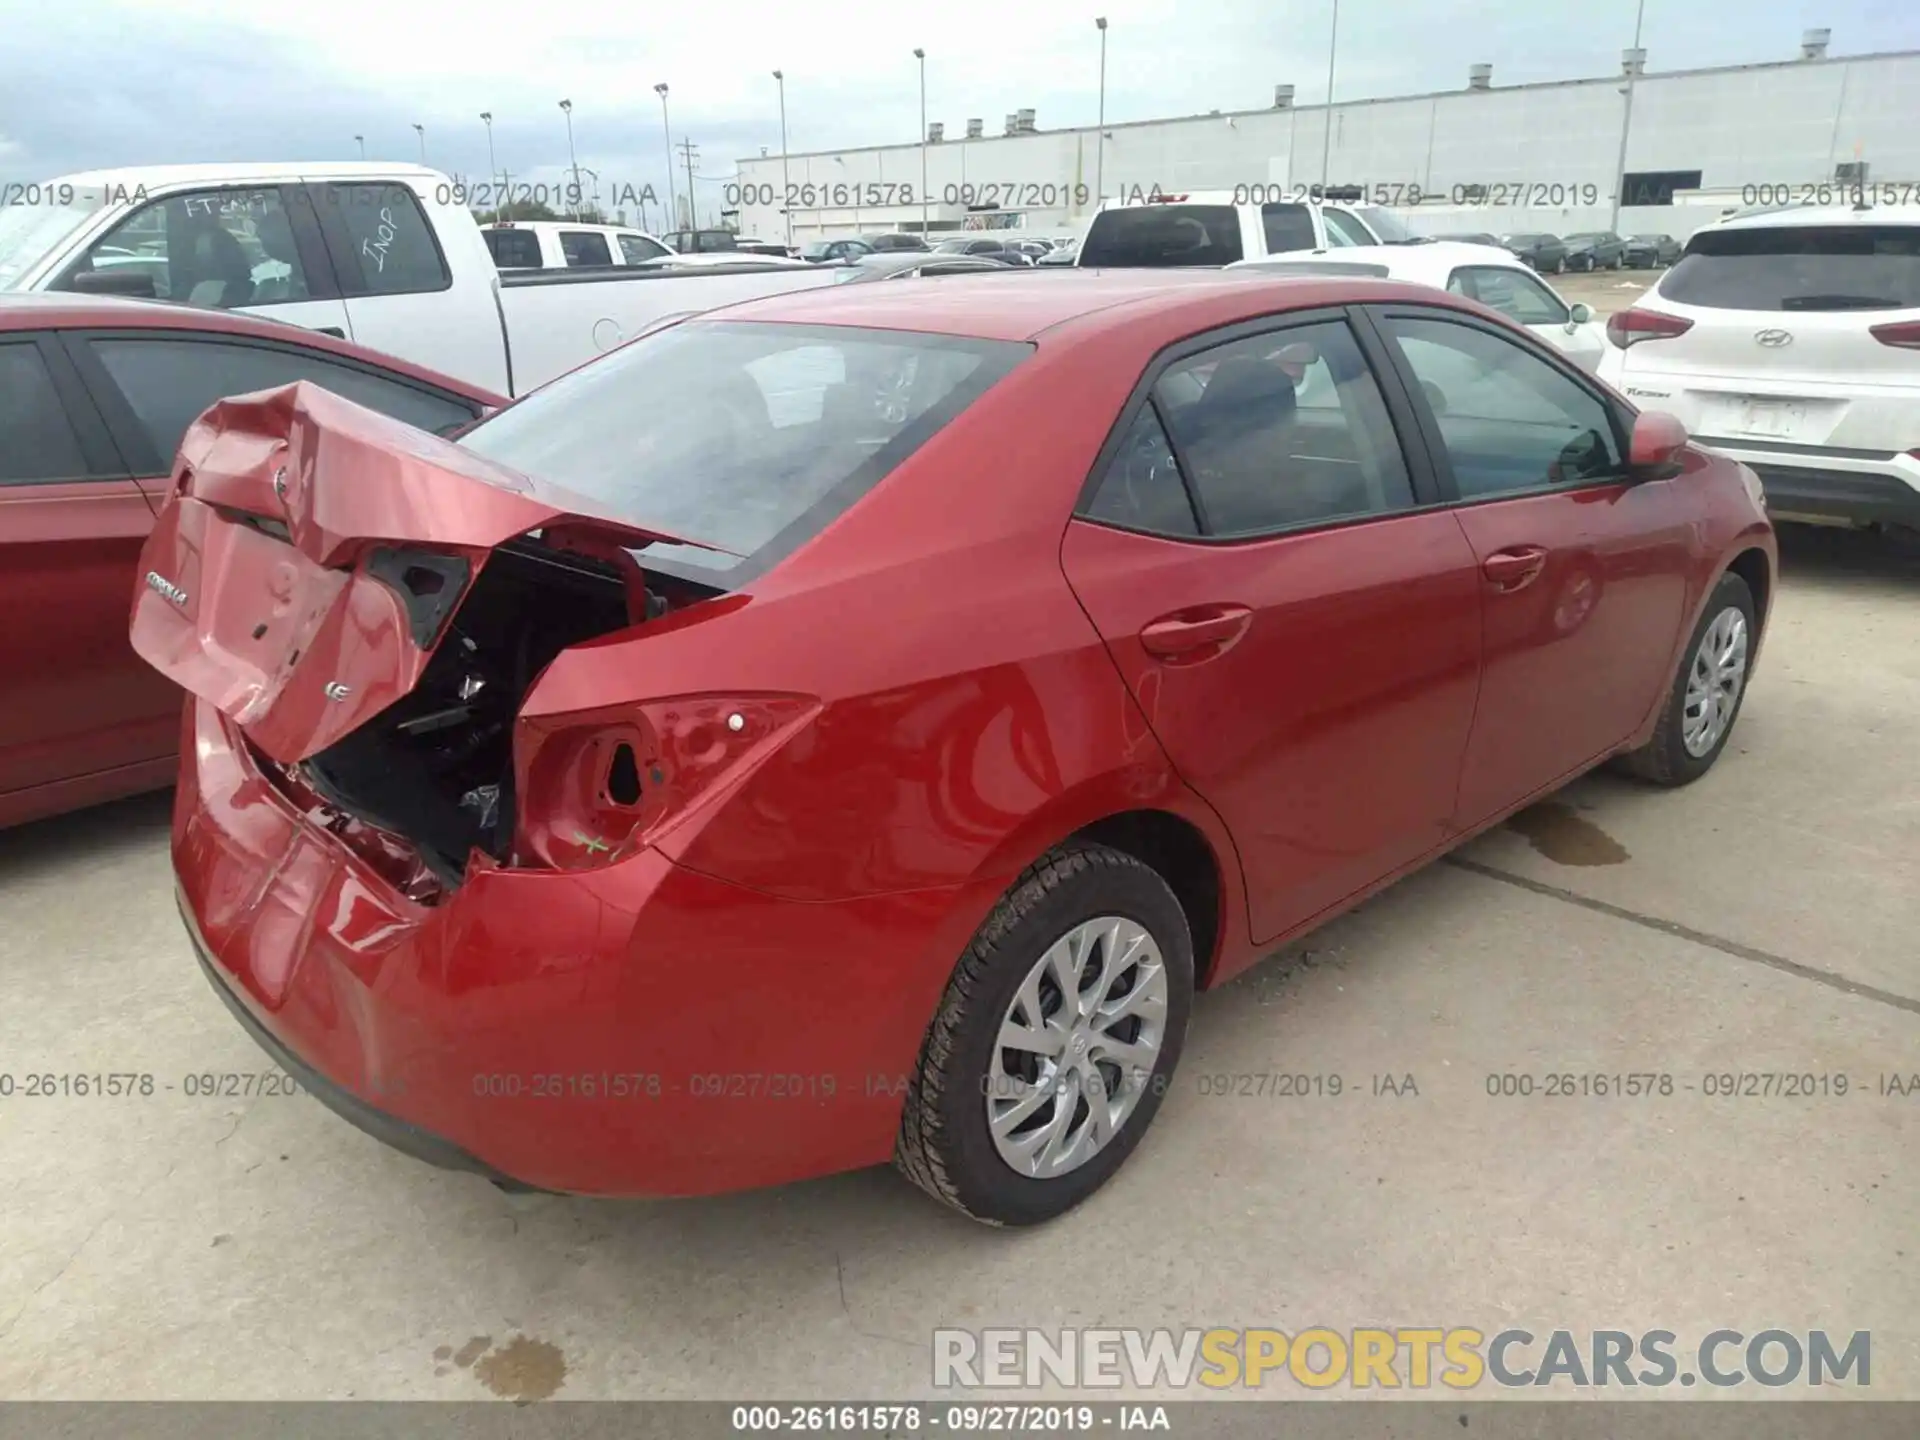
[655,84,677,230]
[1095,18,1108,207]
[413,123,426,166]
[1609,0,1649,232]
[1319,0,1340,188]
[913,48,928,237]
[772,70,793,248]
[559,99,580,220]
[354,133,365,160]
[480,111,497,204]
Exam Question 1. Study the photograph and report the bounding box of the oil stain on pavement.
[1505,801,1631,866]
[474,1336,568,1402]
[435,1332,568,1400]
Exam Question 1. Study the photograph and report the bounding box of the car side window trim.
[1357,304,1634,508]
[1072,305,1449,545]
[57,327,484,476]
[0,334,134,484]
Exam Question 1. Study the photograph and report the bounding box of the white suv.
[1597,204,1920,533]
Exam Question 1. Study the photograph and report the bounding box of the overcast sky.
[3,0,1913,223]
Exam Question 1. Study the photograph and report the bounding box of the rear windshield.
[458,321,1030,585]
[1663,225,1920,311]
[1080,205,1243,267]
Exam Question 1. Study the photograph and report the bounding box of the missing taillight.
[513,694,821,872]
[607,743,642,807]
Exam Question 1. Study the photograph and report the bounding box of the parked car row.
[1434,231,1682,274]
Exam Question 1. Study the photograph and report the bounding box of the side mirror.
[1629,410,1689,481]
[1567,302,1593,327]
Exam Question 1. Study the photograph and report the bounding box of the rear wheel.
[896,843,1194,1226]
[1616,572,1756,786]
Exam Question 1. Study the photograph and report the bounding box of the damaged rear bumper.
[171,699,982,1198]
[179,889,543,1192]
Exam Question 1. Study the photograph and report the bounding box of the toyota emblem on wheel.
[1754,329,1794,348]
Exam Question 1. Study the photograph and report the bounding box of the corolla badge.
[1754,329,1794,348]
[323,681,353,702]
[144,571,188,606]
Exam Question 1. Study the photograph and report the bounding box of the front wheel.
[1616,572,1757,786]
[896,843,1194,1225]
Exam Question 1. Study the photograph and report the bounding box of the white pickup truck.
[1076,188,1419,267]
[0,163,840,396]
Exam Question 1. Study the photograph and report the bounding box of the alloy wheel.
[1682,606,1749,757]
[986,916,1169,1179]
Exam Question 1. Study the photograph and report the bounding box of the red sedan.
[0,295,502,829]
[137,271,1776,1224]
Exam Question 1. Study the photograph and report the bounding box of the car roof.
[1710,203,1920,232]
[712,269,1486,343]
[1228,240,1529,285]
[0,293,503,400]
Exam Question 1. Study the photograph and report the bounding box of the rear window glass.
[483,228,542,269]
[319,184,451,296]
[1080,205,1243,267]
[1663,225,1920,311]
[458,322,1030,585]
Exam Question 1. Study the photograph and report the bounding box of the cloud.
[1,0,1909,226]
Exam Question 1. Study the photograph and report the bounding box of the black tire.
[1615,571,1757,786]
[895,843,1194,1226]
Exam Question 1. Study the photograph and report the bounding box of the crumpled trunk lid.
[130,380,697,763]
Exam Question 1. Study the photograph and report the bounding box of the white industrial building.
[731,31,1920,245]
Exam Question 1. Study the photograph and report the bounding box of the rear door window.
[314,184,452,296]
[1260,203,1315,255]
[1080,205,1244,266]
[0,341,99,483]
[559,231,614,267]
[83,335,483,472]
[1153,319,1416,535]
[1662,225,1920,311]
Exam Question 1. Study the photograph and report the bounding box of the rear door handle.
[1482,546,1549,592]
[1139,604,1253,659]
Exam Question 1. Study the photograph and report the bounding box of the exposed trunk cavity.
[277,538,679,895]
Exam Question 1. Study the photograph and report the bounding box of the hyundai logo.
[1754,329,1794,348]
[144,571,188,607]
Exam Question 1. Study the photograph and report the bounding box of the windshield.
[458,321,1030,585]
[1354,205,1415,243]
[1663,225,1920,311]
[0,187,109,290]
